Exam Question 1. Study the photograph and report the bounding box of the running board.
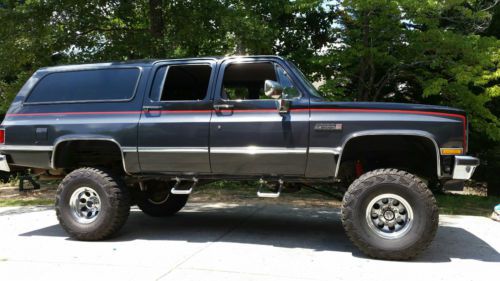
[170,177,197,195]
[257,179,283,198]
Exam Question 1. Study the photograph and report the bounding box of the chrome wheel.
[69,187,101,224]
[365,193,413,239]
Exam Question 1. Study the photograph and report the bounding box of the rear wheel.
[55,167,131,241]
[136,180,189,217]
[341,168,439,260]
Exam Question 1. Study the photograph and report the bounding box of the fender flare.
[334,130,441,178]
[51,135,131,174]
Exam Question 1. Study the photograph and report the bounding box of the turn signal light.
[0,129,4,144]
[440,148,463,155]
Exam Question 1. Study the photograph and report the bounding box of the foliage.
[0,0,499,188]
[320,0,500,142]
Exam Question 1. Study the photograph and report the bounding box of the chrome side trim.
[51,137,131,175]
[211,146,307,155]
[122,147,137,153]
[0,154,10,172]
[134,146,340,155]
[334,130,442,178]
[309,147,342,155]
[452,156,479,180]
[138,147,208,153]
[0,145,53,151]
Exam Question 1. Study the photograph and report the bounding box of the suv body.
[0,56,479,260]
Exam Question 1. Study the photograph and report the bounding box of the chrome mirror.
[264,80,283,99]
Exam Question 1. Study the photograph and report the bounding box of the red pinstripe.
[6,107,467,148]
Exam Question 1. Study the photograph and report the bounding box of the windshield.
[287,61,324,99]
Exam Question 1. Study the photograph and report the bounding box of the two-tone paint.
[0,56,477,180]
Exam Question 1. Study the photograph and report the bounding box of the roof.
[38,55,286,72]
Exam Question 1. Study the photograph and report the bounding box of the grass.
[0,198,54,207]
[436,193,499,217]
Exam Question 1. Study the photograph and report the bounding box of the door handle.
[143,105,163,112]
[213,104,234,111]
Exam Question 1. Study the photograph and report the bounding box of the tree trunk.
[149,0,164,39]
[148,0,165,57]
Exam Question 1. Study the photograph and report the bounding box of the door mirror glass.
[276,65,300,100]
[264,80,283,99]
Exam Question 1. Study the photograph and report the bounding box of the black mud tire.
[55,167,131,241]
[136,180,189,217]
[341,168,439,260]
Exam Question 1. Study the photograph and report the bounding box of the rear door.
[138,60,216,173]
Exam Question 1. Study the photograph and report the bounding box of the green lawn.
[0,198,54,207]
[435,194,499,217]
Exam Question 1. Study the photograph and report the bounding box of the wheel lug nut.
[382,198,388,204]
[392,200,399,206]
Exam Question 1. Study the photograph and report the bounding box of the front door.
[138,60,216,173]
[209,58,309,176]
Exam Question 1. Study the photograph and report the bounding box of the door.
[138,61,215,173]
[209,58,310,175]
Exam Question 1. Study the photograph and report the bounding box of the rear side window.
[26,68,141,103]
[151,64,212,101]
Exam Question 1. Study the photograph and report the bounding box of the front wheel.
[341,169,439,260]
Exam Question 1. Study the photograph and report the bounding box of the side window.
[276,65,300,99]
[222,62,277,100]
[26,68,140,103]
[152,64,212,101]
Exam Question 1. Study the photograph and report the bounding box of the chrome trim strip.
[122,147,137,153]
[0,145,53,151]
[134,146,341,155]
[335,130,442,178]
[211,146,307,155]
[309,147,342,155]
[138,147,208,153]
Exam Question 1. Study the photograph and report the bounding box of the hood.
[311,101,466,116]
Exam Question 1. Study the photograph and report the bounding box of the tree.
[319,0,500,141]
[1,0,499,191]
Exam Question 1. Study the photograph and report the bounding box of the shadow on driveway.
[19,203,500,263]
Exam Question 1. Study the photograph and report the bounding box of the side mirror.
[264,80,283,99]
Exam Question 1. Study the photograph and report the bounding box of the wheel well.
[337,135,438,183]
[52,140,124,172]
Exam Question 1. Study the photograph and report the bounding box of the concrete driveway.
[0,203,499,281]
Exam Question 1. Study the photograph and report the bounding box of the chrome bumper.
[452,156,479,180]
[0,154,10,172]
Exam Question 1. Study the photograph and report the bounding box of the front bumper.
[452,155,479,180]
[0,154,10,172]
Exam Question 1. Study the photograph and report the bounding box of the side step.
[170,177,197,195]
[257,179,283,198]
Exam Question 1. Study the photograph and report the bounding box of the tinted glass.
[26,68,140,103]
[155,65,212,101]
[222,62,277,100]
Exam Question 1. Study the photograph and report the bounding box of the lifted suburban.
[0,56,479,260]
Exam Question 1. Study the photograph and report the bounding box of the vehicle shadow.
[19,203,500,263]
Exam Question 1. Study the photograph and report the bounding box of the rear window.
[26,68,141,103]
